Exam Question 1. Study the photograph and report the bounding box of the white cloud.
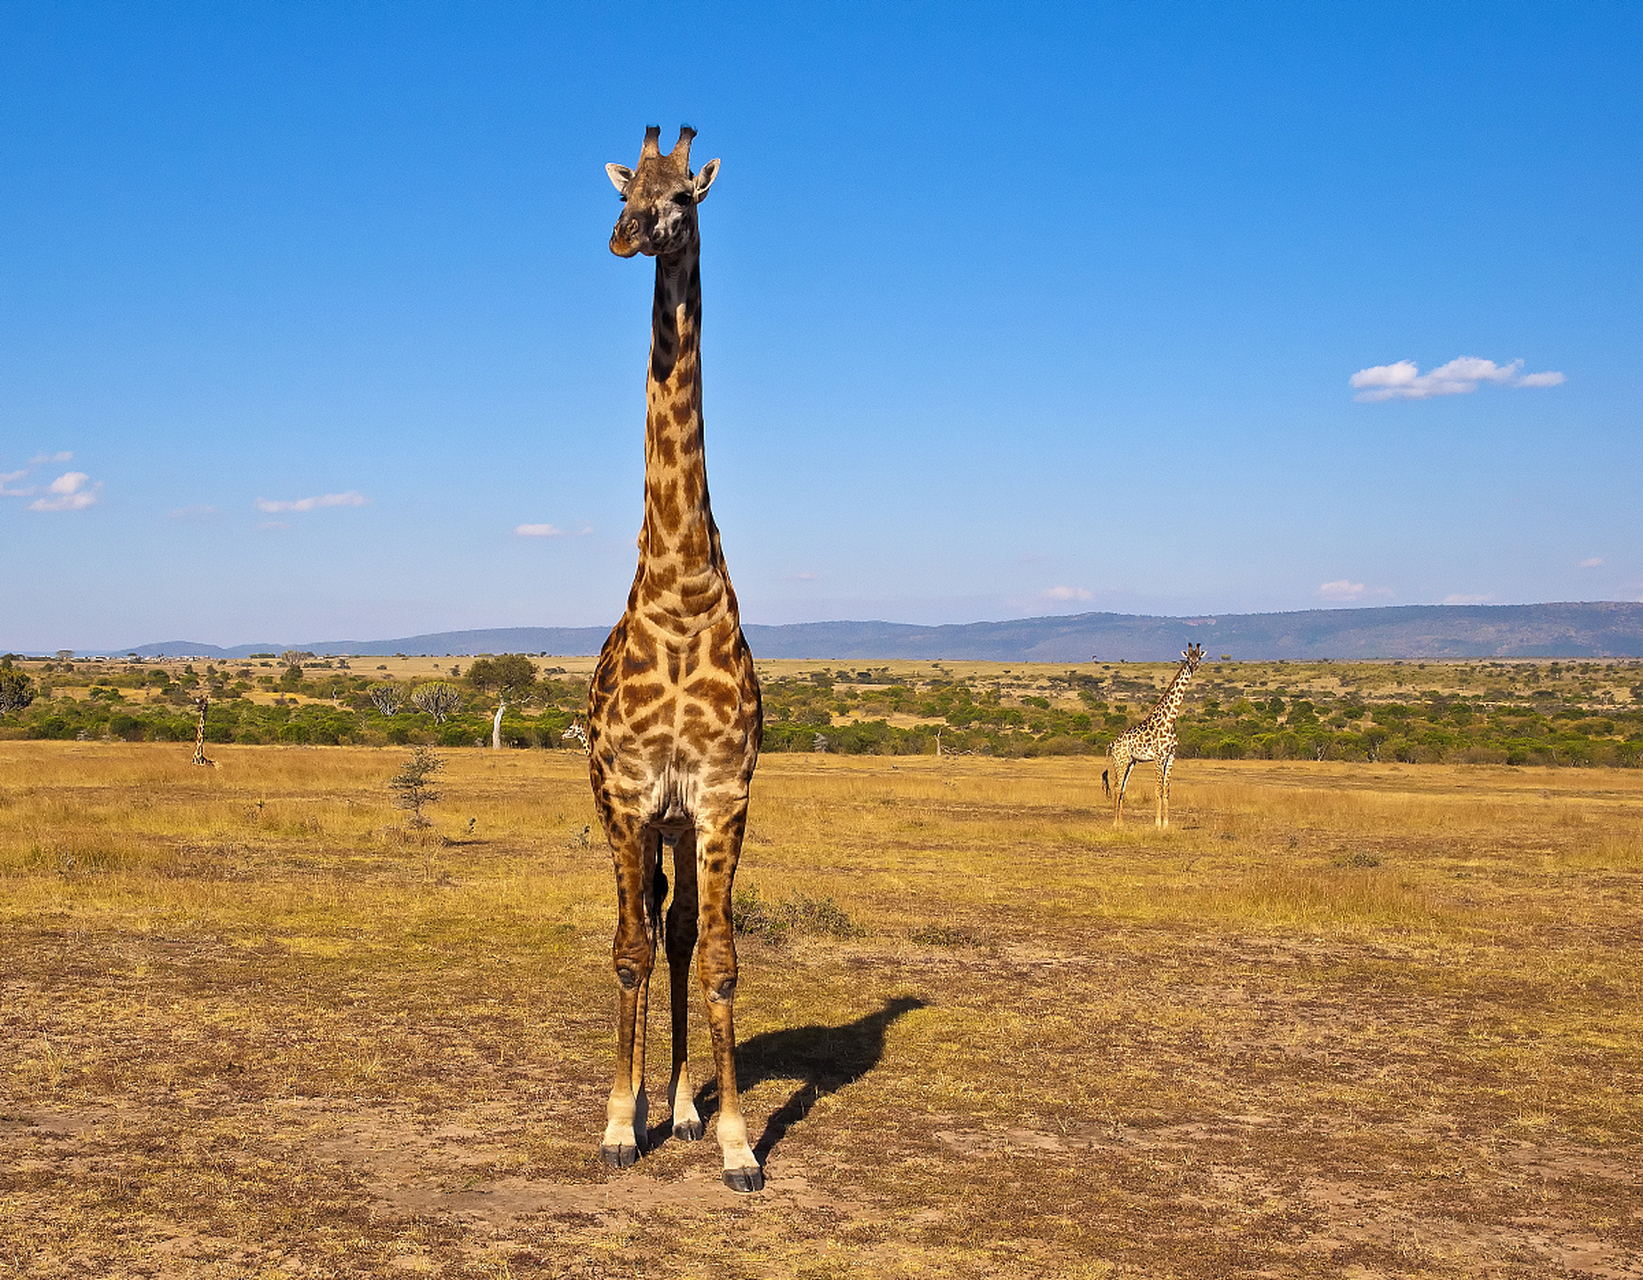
[255,490,368,514]
[27,471,101,511]
[1444,593,1489,605]
[1349,356,1565,402]
[1043,585,1093,601]
[515,522,592,537]
[1319,579,1367,601]
[1578,557,1604,568]
[30,451,73,465]
[0,469,30,496]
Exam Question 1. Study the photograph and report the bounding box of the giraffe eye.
[671,191,693,206]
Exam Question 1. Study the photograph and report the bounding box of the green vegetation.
[0,655,585,749]
[4,654,1640,768]
[758,659,1643,766]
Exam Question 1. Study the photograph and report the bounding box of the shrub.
[732,884,863,944]
[387,747,444,828]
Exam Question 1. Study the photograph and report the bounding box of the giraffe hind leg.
[664,830,703,1141]
[1112,753,1136,826]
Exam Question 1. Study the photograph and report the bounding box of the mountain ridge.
[65,602,1643,661]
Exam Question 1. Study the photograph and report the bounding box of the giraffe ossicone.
[1103,643,1204,827]
[587,126,766,1193]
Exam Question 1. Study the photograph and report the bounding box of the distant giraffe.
[1103,644,1204,827]
[191,687,215,767]
[587,126,765,1193]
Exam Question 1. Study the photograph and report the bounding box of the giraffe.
[587,126,766,1193]
[191,686,214,767]
[1103,643,1204,827]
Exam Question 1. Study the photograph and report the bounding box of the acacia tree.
[411,681,462,724]
[466,654,537,749]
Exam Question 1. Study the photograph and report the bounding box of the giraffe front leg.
[602,822,659,1168]
[1158,756,1173,829]
[696,819,763,1192]
[665,831,703,1141]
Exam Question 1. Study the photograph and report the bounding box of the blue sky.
[2,3,1639,652]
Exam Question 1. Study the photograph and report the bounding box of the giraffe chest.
[588,615,761,824]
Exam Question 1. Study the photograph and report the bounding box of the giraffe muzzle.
[610,219,644,258]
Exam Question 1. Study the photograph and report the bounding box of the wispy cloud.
[1578,557,1604,569]
[1042,585,1093,601]
[1349,357,1565,402]
[515,522,592,537]
[3,455,95,502]
[1317,579,1394,602]
[255,490,368,514]
[1444,593,1490,604]
[27,471,101,511]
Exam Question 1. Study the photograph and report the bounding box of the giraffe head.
[606,126,720,260]
[1180,643,1205,675]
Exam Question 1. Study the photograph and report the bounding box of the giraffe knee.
[612,934,655,988]
[698,951,738,1003]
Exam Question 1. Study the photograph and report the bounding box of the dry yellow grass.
[2,742,1640,1278]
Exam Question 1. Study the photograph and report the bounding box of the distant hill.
[82,602,1643,662]
[104,627,613,661]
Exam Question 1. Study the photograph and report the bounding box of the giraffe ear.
[606,164,635,196]
[693,158,721,202]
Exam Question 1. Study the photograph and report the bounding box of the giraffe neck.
[1148,663,1195,725]
[630,245,734,634]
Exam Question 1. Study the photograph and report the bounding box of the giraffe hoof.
[673,1119,704,1142]
[722,1165,764,1193]
[600,1143,640,1169]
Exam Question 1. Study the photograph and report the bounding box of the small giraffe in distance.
[587,126,766,1193]
[1103,643,1205,827]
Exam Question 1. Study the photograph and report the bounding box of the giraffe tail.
[1101,769,1110,798]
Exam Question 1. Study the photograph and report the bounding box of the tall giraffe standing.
[1103,644,1204,827]
[191,681,214,767]
[587,126,765,1193]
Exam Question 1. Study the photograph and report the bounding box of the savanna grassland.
[2,742,1641,1279]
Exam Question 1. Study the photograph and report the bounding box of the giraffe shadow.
[648,995,927,1160]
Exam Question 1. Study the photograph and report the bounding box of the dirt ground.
[1,743,1639,1278]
